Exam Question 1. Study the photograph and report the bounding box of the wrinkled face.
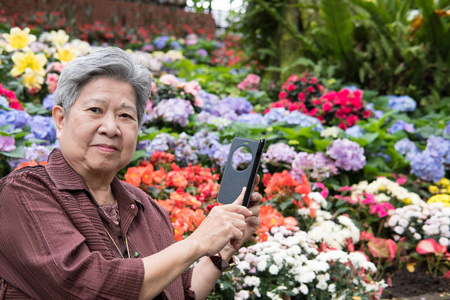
[53,77,138,180]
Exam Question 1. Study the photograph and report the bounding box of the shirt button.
[131,204,136,210]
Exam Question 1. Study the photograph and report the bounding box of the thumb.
[232,187,246,206]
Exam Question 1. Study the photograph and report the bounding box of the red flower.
[287,84,296,92]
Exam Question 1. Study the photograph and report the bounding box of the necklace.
[103,225,131,259]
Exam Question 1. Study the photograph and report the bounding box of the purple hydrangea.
[198,91,221,113]
[140,133,176,155]
[388,120,415,134]
[196,111,232,129]
[410,136,450,182]
[230,146,253,170]
[262,143,297,164]
[326,138,366,171]
[0,109,31,131]
[387,95,416,112]
[236,113,267,125]
[285,111,323,132]
[0,135,15,152]
[8,143,53,169]
[345,125,365,138]
[173,132,198,166]
[153,36,170,50]
[217,97,253,115]
[141,44,154,52]
[42,93,55,110]
[196,49,208,57]
[290,151,338,181]
[29,115,56,142]
[394,138,421,161]
[188,130,221,157]
[444,121,450,136]
[169,41,182,50]
[365,103,384,119]
[263,108,289,123]
[151,98,194,127]
[212,143,231,170]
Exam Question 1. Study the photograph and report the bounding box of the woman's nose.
[98,114,120,137]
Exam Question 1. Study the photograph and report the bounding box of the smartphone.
[217,137,266,207]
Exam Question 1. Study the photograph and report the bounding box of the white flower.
[269,264,279,275]
[300,284,309,295]
[413,233,422,240]
[316,278,328,290]
[257,259,267,271]
[253,287,261,297]
[235,290,250,300]
[243,276,261,287]
[439,237,449,247]
[394,225,405,235]
[398,218,409,228]
[328,283,336,293]
[237,261,251,273]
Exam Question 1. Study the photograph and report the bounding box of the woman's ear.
[52,105,65,139]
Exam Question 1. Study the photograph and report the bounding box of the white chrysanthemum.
[439,237,449,247]
[306,260,329,273]
[269,264,279,275]
[309,192,328,208]
[300,284,309,295]
[237,261,251,273]
[413,233,422,240]
[235,290,250,300]
[253,287,261,297]
[243,276,260,287]
[328,283,336,293]
[257,259,267,271]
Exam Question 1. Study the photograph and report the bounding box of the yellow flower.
[403,198,412,204]
[3,27,36,51]
[54,46,77,63]
[50,30,70,47]
[438,178,450,187]
[22,68,44,91]
[429,185,439,194]
[10,50,47,77]
[427,194,450,207]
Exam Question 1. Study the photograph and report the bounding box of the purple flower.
[290,151,338,181]
[411,150,445,182]
[43,93,55,110]
[0,96,9,108]
[217,97,253,115]
[151,98,194,127]
[173,132,198,166]
[29,115,56,142]
[326,138,366,171]
[345,125,365,138]
[230,146,253,170]
[169,41,182,50]
[189,130,221,157]
[388,120,415,134]
[0,136,16,152]
[394,138,420,161]
[153,36,170,50]
[365,103,384,119]
[141,44,154,52]
[444,121,450,136]
[141,133,176,155]
[197,91,221,113]
[387,95,416,112]
[0,109,31,131]
[8,143,53,169]
[264,108,289,123]
[212,143,231,170]
[285,111,323,132]
[262,143,297,164]
[236,113,267,125]
[196,49,208,57]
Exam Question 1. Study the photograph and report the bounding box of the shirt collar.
[46,148,143,208]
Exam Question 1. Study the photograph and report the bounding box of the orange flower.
[264,170,299,199]
[151,168,166,184]
[141,164,155,185]
[166,170,188,189]
[124,167,142,187]
[14,160,46,170]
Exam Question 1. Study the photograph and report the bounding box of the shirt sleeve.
[0,170,145,300]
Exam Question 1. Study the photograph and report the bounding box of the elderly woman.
[0,47,261,299]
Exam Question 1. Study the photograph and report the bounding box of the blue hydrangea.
[365,103,384,119]
[345,125,365,138]
[326,138,366,171]
[262,143,297,164]
[212,143,231,170]
[394,138,421,161]
[263,108,289,123]
[387,95,416,112]
[0,109,31,131]
[43,93,55,111]
[29,115,56,142]
[236,113,267,125]
[8,143,54,169]
[197,91,221,113]
[169,41,182,50]
[188,130,221,157]
[218,97,253,115]
[0,96,9,108]
[388,120,415,134]
[141,133,176,155]
[285,111,323,132]
[444,121,450,136]
[173,132,198,166]
[153,36,170,50]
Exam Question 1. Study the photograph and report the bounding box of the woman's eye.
[89,107,101,113]
[120,113,134,120]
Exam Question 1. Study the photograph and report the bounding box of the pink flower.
[368,238,397,262]
[416,238,448,256]
[151,81,158,94]
[362,193,376,205]
[159,74,178,86]
[184,81,201,97]
[0,136,16,152]
[46,73,59,94]
[369,203,394,218]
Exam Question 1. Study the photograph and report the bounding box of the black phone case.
[217,137,266,207]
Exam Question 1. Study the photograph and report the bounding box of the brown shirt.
[0,148,195,300]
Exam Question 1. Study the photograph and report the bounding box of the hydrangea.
[8,143,53,169]
[388,120,415,134]
[173,132,198,165]
[29,115,56,142]
[0,96,9,108]
[236,113,267,125]
[444,121,450,136]
[411,135,450,182]
[188,130,221,157]
[0,109,31,131]
[150,98,194,127]
[262,143,297,166]
[326,139,366,171]
[394,138,421,161]
[290,152,338,181]
[153,36,170,50]
[213,97,253,116]
[140,133,176,156]
[387,95,416,112]
[365,103,384,119]
[263,108,289,123]
[212,143,231,170]
[42,93,55,110]
[345,125,365,138]
[197,91,221,112]
[285,111,323,132]
[0,136,15,152]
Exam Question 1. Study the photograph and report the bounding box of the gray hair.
[54,47,152,126]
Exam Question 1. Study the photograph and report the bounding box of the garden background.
[0,0,450,299]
